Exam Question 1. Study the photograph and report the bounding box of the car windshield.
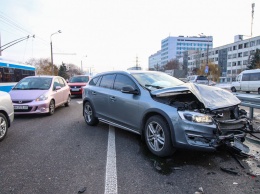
[13,77,52,90]
[197,76,208,80]
[69,76,89,83]
[131,72,184,90]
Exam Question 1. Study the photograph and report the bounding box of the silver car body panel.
[0,91,14,124]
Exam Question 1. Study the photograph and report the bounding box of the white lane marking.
[77,101,83,104]
[105,126,118,194]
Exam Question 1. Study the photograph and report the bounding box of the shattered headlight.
[36,93,48,101]
[178,111,213,124]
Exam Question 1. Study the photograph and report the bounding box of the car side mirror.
[121,86,139,95]
[55,86,61,90]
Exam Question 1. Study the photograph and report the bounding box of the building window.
[232,62,237,66]
[238,61,242,66]
[238,52,242,57]
[233,54,237,58]
[243,60,248,65]
[233,45,237,50]
[257,39,260,45]
[243,51,249,57]
[238,44,243,49]
[244,42,249,48]
[250,41,255,47]
[228,54,232,59]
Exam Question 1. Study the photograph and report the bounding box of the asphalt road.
[0,97,260,194]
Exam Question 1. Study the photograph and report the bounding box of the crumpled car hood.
[151,83,241,110]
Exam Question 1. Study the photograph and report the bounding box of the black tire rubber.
[83,102,99,126]
[258,88,260,94]
[48,100,55,115]
[144,115,175,157]
[0,113,8,142]
[65,95,71,107]
[231,87,236,93]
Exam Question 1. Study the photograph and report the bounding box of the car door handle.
[92,91,96,95]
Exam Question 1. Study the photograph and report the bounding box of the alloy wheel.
[146,121,165,152]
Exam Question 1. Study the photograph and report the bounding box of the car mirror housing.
[121,86,139,95]
[55,86,61,90]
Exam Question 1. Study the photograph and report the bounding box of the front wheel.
[48,100,55,116]
[64,95,71,107]
[83,102,99,126]
[145,115,175,157]
[0,113,8,142]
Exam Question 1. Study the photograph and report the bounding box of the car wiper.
[145,84,164,89]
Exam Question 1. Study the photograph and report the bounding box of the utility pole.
[251,3,255,37]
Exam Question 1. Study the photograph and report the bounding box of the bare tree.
[163,59,179,70]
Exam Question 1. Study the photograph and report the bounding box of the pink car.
[9,75,71,115]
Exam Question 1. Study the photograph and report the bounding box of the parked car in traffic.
[82,70,254,157]
[230,69,260,94]
[0,91,14,141]
[187,75,209,85]
[9,75,71,115]
[68,75,91,96]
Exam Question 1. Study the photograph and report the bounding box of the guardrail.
[236,94,260,119]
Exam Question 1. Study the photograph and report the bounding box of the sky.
[0,0,259,73]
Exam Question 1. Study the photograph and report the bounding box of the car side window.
[242,74,250,81]
[89,76,100,86]
[58,78,66,87]
[53,78,60,90]
[99,74,115,89]
[114,74,136,91]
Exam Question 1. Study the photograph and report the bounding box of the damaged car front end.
[151,83,255,155]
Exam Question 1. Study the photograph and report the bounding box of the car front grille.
[12,100,33,104]
[70,86,81,88]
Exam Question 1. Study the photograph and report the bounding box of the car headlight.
[36,93,48,101]
[178,111,213,123]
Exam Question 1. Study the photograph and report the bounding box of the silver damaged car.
[82,71,256,157]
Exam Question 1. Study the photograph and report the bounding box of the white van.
[231,69,260,94]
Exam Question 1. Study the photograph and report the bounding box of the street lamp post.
[81,55,87,72]
[50,30,61,75]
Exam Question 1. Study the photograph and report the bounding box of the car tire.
[258,88,260,94]
[231,87,236,93]
[0,113,8,142]
[145,115,175,157]
[83,102,99,126]
[64,95,71,107]
[48,100,55,115]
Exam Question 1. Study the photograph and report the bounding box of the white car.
[0,91,14,141]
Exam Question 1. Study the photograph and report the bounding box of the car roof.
[24,75,62,78]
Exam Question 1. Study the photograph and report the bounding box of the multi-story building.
[148,35,213,70]
[148,50,161,70]
[160,35,213,66]
[187,35,260,82]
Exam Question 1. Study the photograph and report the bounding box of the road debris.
[220,167,239,175]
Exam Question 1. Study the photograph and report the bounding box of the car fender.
[141,108,177,147]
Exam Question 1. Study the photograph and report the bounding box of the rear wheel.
[0,113,8,142]
[48,100,55,115]
[65,95,71,107]
[231,87,236,93]
[83,102,98,126]
[145,115,175,157]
